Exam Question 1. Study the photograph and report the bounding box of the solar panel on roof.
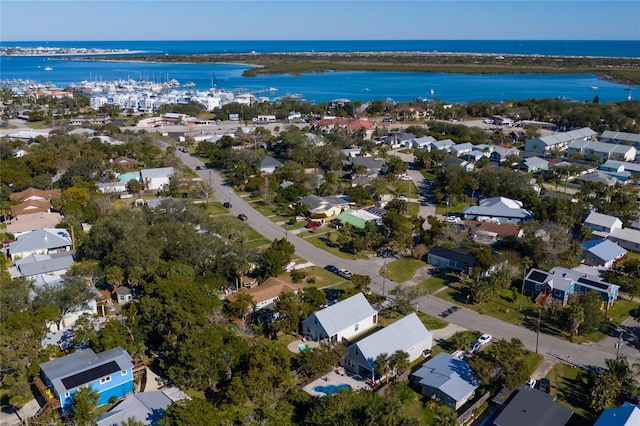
[577,277,609,291]
[528,270,548,283]
[61,361,120,390]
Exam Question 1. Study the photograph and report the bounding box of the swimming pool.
[314,384,352,395]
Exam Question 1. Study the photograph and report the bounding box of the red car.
[237,214,248,221]
[306,221,321,229]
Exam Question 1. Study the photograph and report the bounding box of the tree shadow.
[555,373,597,426]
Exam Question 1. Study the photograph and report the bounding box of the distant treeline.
[79,52,640,85]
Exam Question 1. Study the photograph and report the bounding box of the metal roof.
[582,239,627,263]
[312,293,377,337]
[16,253,74,277]
[9,228,72,255]
[584,212,622,229]
[140,167,174,180]
[412,352,479,403]
[463,197,534,220]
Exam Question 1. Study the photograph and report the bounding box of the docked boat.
[185,81,196,87]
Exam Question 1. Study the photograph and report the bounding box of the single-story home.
[95,387,189,426]
[224,277,305,311]
[594,402,640,426]
[8,228,73,261]
[9,252,75,287]
[258,155,283,174]
[427,246,476,275]
[494,386,573,426]
[140,167,174,191]
[301,293,378,343]
[490,147,520,164]
[335,209,381,230]
[519,157,549,173]
[584,212,623,235]
[582,239,627,268]
[608,227,640,252]
[344,313,432,381]
[300,195,350,218]
[10,188,61,203]
[410,352,480,410]
[463,197,534,224]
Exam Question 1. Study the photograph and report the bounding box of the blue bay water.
[1,40,638,104]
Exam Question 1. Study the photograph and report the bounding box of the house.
[39,347,134,413]
[382,132,415,149]
[5,211,63,234]
[430,138,456,153]
[97,181,128,194]
[567,140,636,162]
[300,195,350,218]
[10,188,61,203]
[301,293,378,343]
[410,136,437,150]
[443,157,474,172]
[9,252,75,287]
[582,239,627,268]
[396,106,428,121]
[519,157,549,173]
[410,352,480,410]
[600,130,640,147]
[463,220,523,244]
[10,199,53,217]
[598,160,640,182]
[140,167,174,191]
[8,228,73,261]
[523,266,619,307]
[463,197,534,224]
[344,313,432,381]
[576,170,618,187]
[224,277,305,311]
[111,156,139,169]
[583,212,623,235]
[427,246,476,275]
[350,156,385,178]
[490,147,520,164]
[525,127,597,154]
[258,155,283,174]
[450,142,474,157]
[95,387,190,426]
[336,209,382,230]
[116,286,133,305]
[609,227,640,252]
[493,386,573,426]
[594,403,640,426]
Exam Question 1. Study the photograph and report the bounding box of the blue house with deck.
[39,346,134,413]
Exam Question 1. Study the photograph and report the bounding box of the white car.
[477,334,492,346]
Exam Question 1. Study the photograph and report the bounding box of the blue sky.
[1,1,639,41]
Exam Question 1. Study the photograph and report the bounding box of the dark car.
[196,166,202,170]
[539,378,551,393]
[325,265,340,274]
[237,214,248,221]
[223,202,232,208]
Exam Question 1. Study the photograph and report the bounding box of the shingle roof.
[225,277,305,305]
[10,188,61,202]
[312,293,377,337]
[259,155,283,169]
[412,352,479,403]
[40,347,133,393]
[429,246,475,267]
[353,313,432,363]
[494,386,573,426]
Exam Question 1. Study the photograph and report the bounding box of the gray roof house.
[344,313,432,381]
[490,147,520,163]
[600,130,640,147]
[350,156,385,178]
[95,387,189,426]
[567,140,636,162]
[463,197,534,224]
[450,142,474,157]
[584,212,623,235]
[494,386,573,426]
[10,252,75,287]
[525,127,597,154]
[410,352,480,410]
[301,293,378,342]
[140,167,174,191]
[582,239,627,268]
[519,157,549,173]
[430,138,456,152]
[410,136,437,150]
[576,170,618,187]
[258,155,283,174]
[8,228,73,261]
[609,227,640,252]
[300,195,350,217]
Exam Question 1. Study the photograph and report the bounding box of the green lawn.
[381,258,425,283]
[419,170,437,180]
[202,201,231,215]
[303,232,368,260]
[417,272,458,294]
[544,363,597,426]
[277,266,347,288]
[380,308,447,330]
[408,201,420,217]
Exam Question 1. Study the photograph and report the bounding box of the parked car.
[325,265,340,274]
[223,202,232,208]
[338,269,352,280]
[237,214,248,221]
[306,221,321,229]
[539,378,551,393]
[477,334,492,346]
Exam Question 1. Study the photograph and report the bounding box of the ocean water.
[1,40,638,104]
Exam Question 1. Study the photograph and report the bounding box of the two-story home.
[523,267,619,307]
[525,127,597,154]
[344,313,432,382]
[567,140,636,162]
[301,293,378,343]
[463,197,534,224]
[39,347,134,413]
[599,130,640,148]
[490,147,520,164]
[410,352,480,410]
[583,212,623,237]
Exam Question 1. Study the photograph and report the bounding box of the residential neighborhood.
[1,79,640,426]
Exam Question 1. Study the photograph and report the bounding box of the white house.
[567,140,636,162]
[463,197,534,224]
[583,212,623,235]
[410,136,437,150]
[258,155,283,174]
[525,127,597,154]
[8,228,73,261]
[301,293,378,343]
[10,252,75,287]
[344,313,432,381]
[140,167,174,191]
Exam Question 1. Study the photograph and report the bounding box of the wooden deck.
[33,377,61,418]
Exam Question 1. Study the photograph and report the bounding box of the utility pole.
[382,258,387,297]
[616,331,624,358]
[535,308,541,354]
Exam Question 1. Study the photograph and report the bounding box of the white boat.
[429,88,435,95]
[44,66,53,71]
[185,81,196,87]
[590,85,599,90]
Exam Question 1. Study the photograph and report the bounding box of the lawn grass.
[277,266,347,288]
[435,200,467,215]
[304,231,368,260]
[544,363,597,426]
[381,258,425,283]
[202,201,230,215]
[417,272,458,294]
[379,308,447,330]
[408,201,420,217]
[416,311,448,330]
[419,170,437,180]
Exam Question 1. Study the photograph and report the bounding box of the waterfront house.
[344,313,432,381]
[462,197,534,224]
[523,266,619,307]
[39,347,134,413]
[301,293,378,343]
[410,352,480,410]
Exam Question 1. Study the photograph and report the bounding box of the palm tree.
[374,353,390,383]
[388,350,410,382]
